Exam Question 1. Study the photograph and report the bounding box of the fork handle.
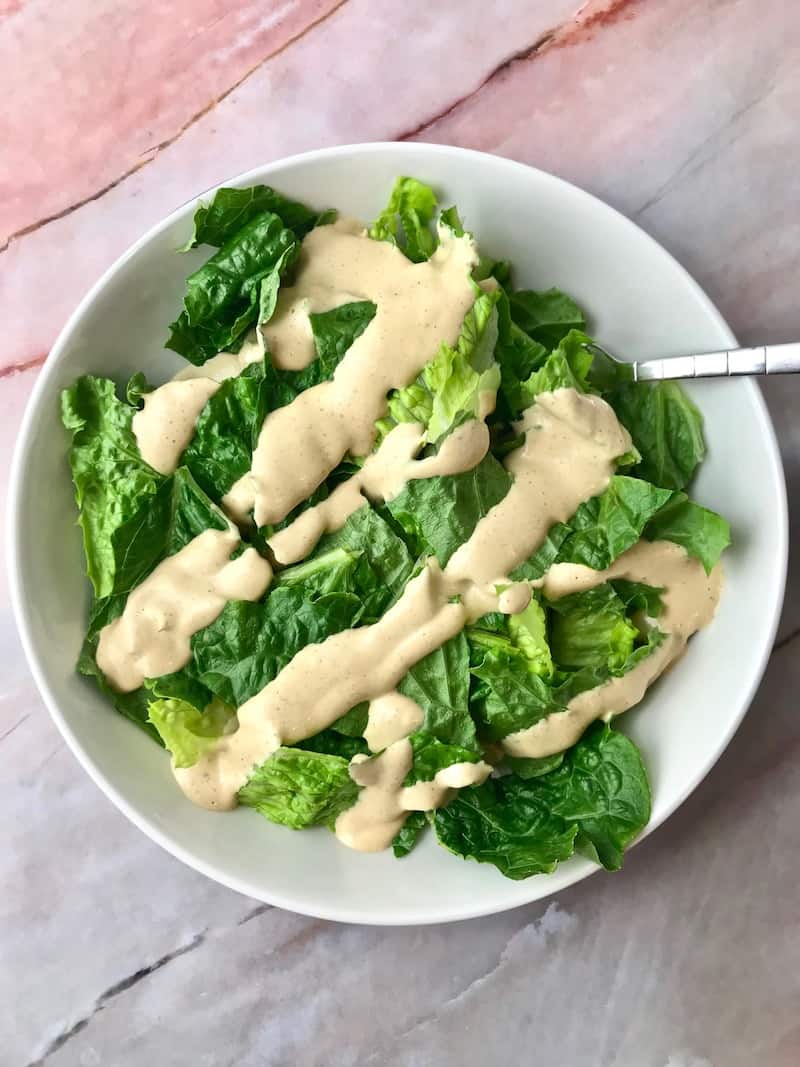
[634,342,800,381]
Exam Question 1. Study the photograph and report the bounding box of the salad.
[62,176,730,879]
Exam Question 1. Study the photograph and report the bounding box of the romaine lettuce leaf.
[181,360,280,501]
[397,634,482,784]
[392,811,429,857]
[147,697,235,769]
[181,302,375,506]
[369,177,438,263]
[435,722,650,877]
[547,584,639,672]
[312,504,415,621]
[238,748,358,829]
[182,587,362,709]
[434,774,579,879]
[76,468,231,737]
[511,476,673,580]
[180,185,331,250]
[507,597,553,678]
[644,493,730,574]
[609,381,706,490]
[387,453,512,566]
[61,376,164,599]
[167,212,299,365]
[518,329,594,405]
[377,290,501,446]
[508,289,586,349]
[529,722,651,870]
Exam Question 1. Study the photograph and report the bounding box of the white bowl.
[8,144,787,924]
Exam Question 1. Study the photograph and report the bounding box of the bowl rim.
[7,142,788,924]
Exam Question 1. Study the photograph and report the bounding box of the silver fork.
[584,342,800,382]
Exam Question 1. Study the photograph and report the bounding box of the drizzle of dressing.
[132,334,263,475]
[445,389,633,587]
[96,528,272,692]
[268,418,489,565]
[364,691,424,752]
[502,540,723,758]
[175,389,631,828]
[223,222,479,527]
[333,738,492,852]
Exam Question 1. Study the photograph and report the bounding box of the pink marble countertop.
[2,2,799,1064]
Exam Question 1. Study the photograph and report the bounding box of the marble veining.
[2,1,799,1064]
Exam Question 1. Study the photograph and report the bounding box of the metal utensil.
[584,342,800,382]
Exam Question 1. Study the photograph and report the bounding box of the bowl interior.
[9,144,787,924]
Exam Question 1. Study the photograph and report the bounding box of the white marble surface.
[2,1,799,1064]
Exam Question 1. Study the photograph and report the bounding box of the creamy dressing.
[223,221,479,527]
[175,389,632,828]
[364,691,425,752]
[132,334,263,475]
[96,528,272,692]
[333,737,492,852]
[446,389,632,587]
[268,418,489,565]
[502,540,723,758]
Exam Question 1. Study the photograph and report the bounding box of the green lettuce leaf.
[507,597,553,678]
[435,722,650,878]
[61,376,163,599]
[181,360,279,501]
[181,303,375,507]
[312,504,415,621]
[609,381,706,490]
[76,468,231,737]
[182,587,362,709]
[492,291,549,422]
[547,584,639,672]
[387,453,512,566]
[503,753,565,779]
[434,775,579,879]
[508,289,586,349]
[180,185,330,250]
[296,729,369,761]
[551,476,674,572]
[531,722,651,870]
[511,476,673,581]
[167,212,299,365]
[238,748,358,829]
[377,290,500,445]
[369,177,438,263]
[147,697,235,768]
[392,811,429,857]
[397,634,481,784]
[644,493,730,574]
[517,329,594,407]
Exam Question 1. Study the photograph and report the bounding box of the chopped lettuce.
[387,453,512,566]
[435,722,650,877]
[239,748,358,829]
[148,697,235,769]
[644,493,730,574]
[508,288,586,349]
[609,381,706,490]
[528,722,652,870]
[167,212,299,365]
[392,811,429,857]
[377,289,501,446]
[61,376,164,599]
[369,177,439,263]
[180,184,331,251]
